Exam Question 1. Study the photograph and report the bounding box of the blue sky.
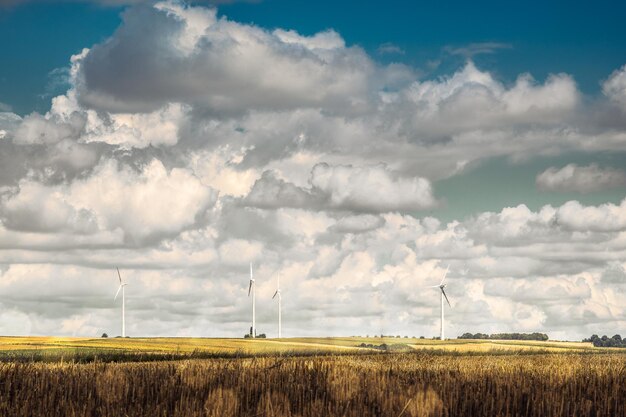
[2,0,626,114]
[0,0,625,339]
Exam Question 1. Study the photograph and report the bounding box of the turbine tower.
[272,274,282,338]
[114,267,128,338]
[248,263,256,338]
[429,265,451,340]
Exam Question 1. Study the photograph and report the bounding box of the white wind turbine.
[248,263,256,338]
[429,265,451,340]
[114,267,128,338]
[272,274,282,338]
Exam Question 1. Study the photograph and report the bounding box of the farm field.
[1,348,625,417]
[0,335,604,359]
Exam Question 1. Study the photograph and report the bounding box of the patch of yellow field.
[0,336,361,354]
[0,336,615,355]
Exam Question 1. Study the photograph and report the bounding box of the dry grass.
[0,352,624,416]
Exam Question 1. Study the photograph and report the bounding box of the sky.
[0,0,625,340]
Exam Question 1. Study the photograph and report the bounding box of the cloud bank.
[0,1,625,340]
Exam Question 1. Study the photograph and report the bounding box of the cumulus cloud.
[0,111,21,140]
[537,164,626,193]
[554,200,626,232]
[401,62,580,136]
[309,163,438,212]
[2,192,626,338]
[75,2,386,115]
[1,159,218,244]
[244,163,437,213]
[603,64,626,109]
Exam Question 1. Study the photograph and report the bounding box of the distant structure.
[272,274,282,338]
[429,265,451,340]
[114,267,128,338]
[248,263,256,338]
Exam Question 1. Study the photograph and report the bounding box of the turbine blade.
[248,280,252,297]
[116,267,122,284]
[427,285,440,288]
[441,288,451,307]
[114,285,122,301]
[250,262,253,279]
[272,290,278,299]
[440,265,450,285]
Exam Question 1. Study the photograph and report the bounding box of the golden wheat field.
[0,335,602,355]
[1,337,625,417]
[1,351,625,417]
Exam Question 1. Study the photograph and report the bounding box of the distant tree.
[585,334,626,348]
[258,334,267,338]
[419,336,425,339]
[101,333,108,338]
[458,332,548,341]
[244,334,251,339]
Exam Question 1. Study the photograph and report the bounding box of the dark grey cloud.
[76,3,386,115]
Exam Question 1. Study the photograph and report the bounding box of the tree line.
[458,332,549,341]
[583,334,625,348]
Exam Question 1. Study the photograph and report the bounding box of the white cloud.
[402,62,579,136]
[244,163,438,213]
[310,163,438,212]
[218,238,263,265]
[0,111,21,140]
[13,112,84,145]
[1,159,218,244]
[555,200,626,232]
[1,196,625,338]
[603,64,626,109]
[537,164,626,193]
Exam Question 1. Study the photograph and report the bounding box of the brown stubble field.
[0,337,625,417]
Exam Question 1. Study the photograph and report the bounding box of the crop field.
[0,337,624,416]
[0,335,601,358]
[1,350,625,417]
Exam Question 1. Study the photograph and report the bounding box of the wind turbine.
[114,267,128,338]
[429,265,451,340]
[272,274,282,338]
[248,263,255,338]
